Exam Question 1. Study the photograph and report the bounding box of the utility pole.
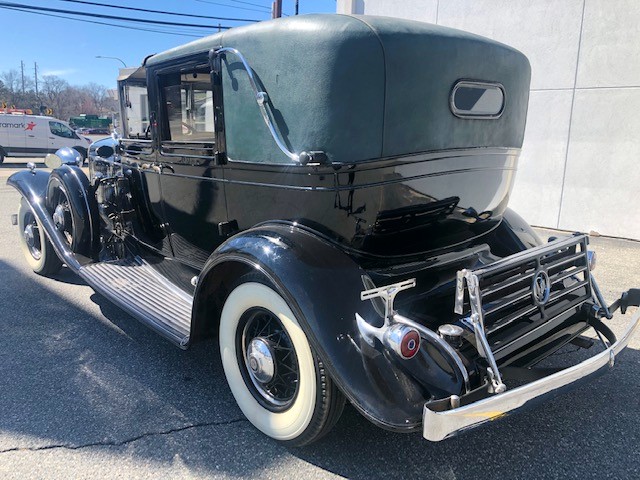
[34,62,39,98]
[272,0,282,18]
[295,0,299,15]
[20,61,25,94]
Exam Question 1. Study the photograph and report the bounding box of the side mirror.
[96,145,115,159]
[44,147,82,169]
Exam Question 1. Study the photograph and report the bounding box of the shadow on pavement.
[0,257,639,479]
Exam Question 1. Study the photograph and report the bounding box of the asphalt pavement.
[0,158,639,479]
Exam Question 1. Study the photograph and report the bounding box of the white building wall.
[337,0,640,239]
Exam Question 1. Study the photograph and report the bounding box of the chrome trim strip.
[159,164,516,192]
[215,47,300,163]
[423,308,640,442]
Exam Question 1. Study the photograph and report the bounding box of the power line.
[195,0,271,14]
[231,0,271,11]
[0,5,206,37]
[0,2,259,27]
[54,0,265,21]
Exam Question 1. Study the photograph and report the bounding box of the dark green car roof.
[147,14,531,164]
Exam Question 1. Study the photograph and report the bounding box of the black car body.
[8,15,640,445]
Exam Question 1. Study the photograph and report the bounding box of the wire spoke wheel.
[238,307,300,411]
[220,279,345,446]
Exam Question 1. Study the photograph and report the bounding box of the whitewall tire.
[17,198,62,276]
[219,280,344,446]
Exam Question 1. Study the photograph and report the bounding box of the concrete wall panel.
[360,0,437,23]
[336,0,438,21]
[558,88,640,238]
[509,90,573,227]
[577,0,640,88]
[436,0,583,90]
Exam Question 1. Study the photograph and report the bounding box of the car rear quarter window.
[450,81,505,118]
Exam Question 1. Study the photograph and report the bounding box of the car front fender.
[7,168,50,205]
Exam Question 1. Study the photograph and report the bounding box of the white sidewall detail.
[17,199,46,272]
[220,282,317,441]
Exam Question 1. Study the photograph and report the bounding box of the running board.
[80,257,193,348]
[8,176,193,348]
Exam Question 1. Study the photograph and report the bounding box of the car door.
[154,58,228,269]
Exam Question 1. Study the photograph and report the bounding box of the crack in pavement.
[0,417,248,454]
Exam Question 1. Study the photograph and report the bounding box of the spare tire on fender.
[45,165,99,259]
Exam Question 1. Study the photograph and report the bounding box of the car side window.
[160,69,215,143]
[49,121,76,139]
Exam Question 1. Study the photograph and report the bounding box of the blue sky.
[0,0,336,88]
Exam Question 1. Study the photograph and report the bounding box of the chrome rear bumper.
[423,307,640,441]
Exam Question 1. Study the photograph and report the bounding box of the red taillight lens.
[400,329,421,359]
[384,324,421,360]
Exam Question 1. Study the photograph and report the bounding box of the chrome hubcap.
[22,212,42,260]
[53,204,66,230]
[246,337,276,384]
[23,224,36,248]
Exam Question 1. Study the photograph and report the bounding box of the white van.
[0,113,91,164]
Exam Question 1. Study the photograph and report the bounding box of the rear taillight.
[384,324,421,360]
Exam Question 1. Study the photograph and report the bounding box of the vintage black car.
[8,14,640,446]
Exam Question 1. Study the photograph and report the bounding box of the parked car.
[8,14,639,446]
[0,113,90,164]
[85,127,111,135]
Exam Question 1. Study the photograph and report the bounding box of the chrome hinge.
[456,269,506,394]
[590,273,612,319]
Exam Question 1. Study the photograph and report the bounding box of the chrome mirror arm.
[214,47,322,165]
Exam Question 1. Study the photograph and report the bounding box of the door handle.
[49,137,55,140]
[28,134,35,138]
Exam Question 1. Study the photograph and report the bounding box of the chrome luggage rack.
[454,234,593,394]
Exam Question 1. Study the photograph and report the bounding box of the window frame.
[49,120,79,139]
[154,55,220,162]
[450,80,506,119]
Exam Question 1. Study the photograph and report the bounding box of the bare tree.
[0,67,114,120]
[85,82,108,114]
[0,69,20,93]
[40,75,70,117]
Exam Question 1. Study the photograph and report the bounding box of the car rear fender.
[192,222,467,432]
